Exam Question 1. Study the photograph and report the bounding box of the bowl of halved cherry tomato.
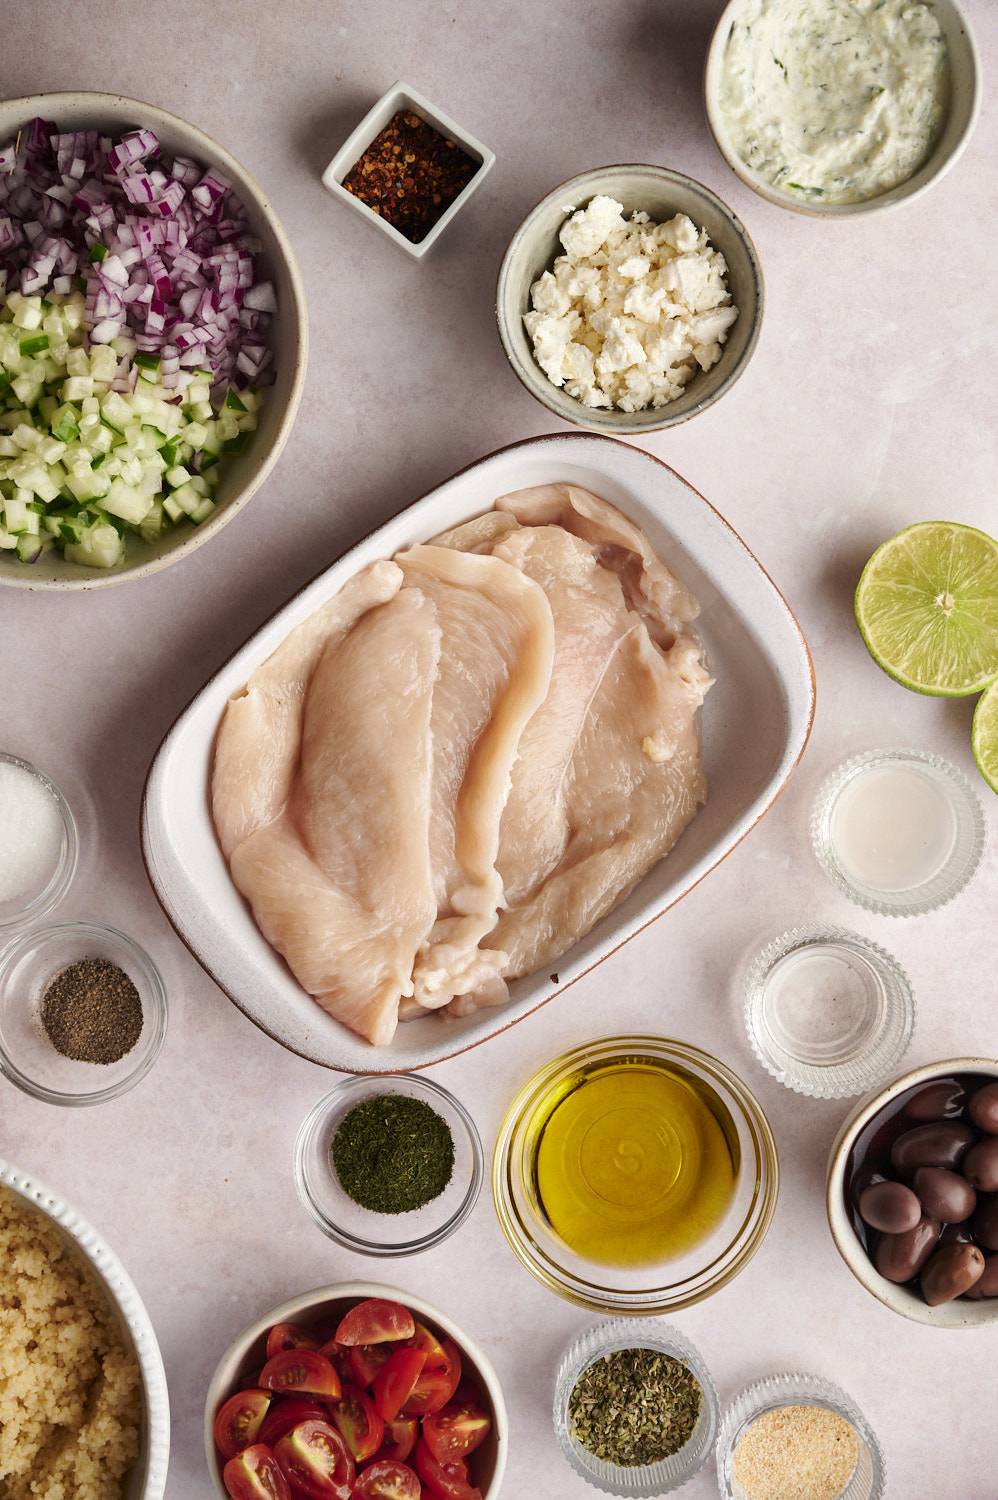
[205,1283,507,1500]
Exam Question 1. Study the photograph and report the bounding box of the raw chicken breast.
[212,560,402,859]
[396,544,554,1009]
[226,586,440,1046]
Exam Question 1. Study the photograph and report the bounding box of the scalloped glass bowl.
[810,749,984,917]
[492,1036,779,1314]
[0,752,78,929]
[743,926,915,1099]
[0,920,167,1105]
[553,1319,719,1495]
[294,1073,484,1255]
[715,1372,885,1500]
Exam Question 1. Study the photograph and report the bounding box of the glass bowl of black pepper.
[553,1318,720,1495]
[294,1073,485,1255]
[0,920,167,1105]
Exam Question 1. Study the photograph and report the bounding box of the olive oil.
[531,1056,738,1267]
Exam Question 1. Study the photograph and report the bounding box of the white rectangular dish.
[141,434,815,1072]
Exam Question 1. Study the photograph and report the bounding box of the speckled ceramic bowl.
[0,91,308,590]
[496,165,763,433]
[704,0,981,218]
[204,1281,507,1499]
[0,1157,170,1497]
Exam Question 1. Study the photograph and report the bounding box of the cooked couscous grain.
[0,1186,141,1499]
[731,1403,858,1500]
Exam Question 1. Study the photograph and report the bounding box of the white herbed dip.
[719,0,950,205]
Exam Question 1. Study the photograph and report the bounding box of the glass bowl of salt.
[0,751,78,929]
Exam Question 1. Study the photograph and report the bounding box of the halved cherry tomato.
[266,1322,320,1360]
[259,1349,341,1400]
[401,1340,461,1416]
[222,1443,292,1500]
[422,1401,491,1465]
[334,1299,415,1347]
[344,1342,391,1389]
[213,1389,272,1461]
[372,1348,426,1423]
[353,1458,421,1500]
[258,1397,326,1449]
[330,1381,383,1462]
[408,1321,449,1371]
[378,1417,418,1464]
[273,1419,354,1500]
[414,1441,482,1500]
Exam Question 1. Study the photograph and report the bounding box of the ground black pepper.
[342,110,479,242]
[332,1093,455,1213]
[40,958,143,1065]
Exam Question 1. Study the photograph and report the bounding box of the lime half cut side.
[972,679,998,794]
[855,521,998,696]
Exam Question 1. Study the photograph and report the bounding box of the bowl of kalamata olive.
[827,1058,998,1328]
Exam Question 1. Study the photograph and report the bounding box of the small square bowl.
[322,81,495,258]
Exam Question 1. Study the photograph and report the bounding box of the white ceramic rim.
[703,0,982,218]
[0,750,79,928]
[0,89,309,590]
[322,80,496,258]
[0,1157,170,1498]
[496,164,764,433]
[826,1056,998,1328]
[203,1280,508,1499]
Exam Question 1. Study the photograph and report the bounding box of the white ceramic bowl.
[141,433,815,1072]
[704,0,981,218]
[203,1281,508,1499]
[0,91,308,590]
[0,1157,170,1498]
[496,166,763,433]
[827,1056,998,1328]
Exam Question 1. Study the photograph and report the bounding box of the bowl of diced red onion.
[0,92,307,588]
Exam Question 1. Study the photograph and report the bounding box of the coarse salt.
[0,760,65,905]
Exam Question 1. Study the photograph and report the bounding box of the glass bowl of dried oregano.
[0,920,167,1105]
[553,1318,720,1495]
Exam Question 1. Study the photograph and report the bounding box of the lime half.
[855,521,998,696]
[972,679,998,794]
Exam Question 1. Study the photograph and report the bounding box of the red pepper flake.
[342,110,479,243]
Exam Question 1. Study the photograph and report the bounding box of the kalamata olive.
[921,1242,985,1306]
[904,1080,967,1121]
[962,1137,998,1192]
[913,1166,976,1223]
[940,1223,975,1245]
[971,1194,998,1251]
[874,1217,941,1283]
[858,1180,922,1233]
[964,1254,998,1299]
[890,1122,974,1174]
[968,1083,998,1135]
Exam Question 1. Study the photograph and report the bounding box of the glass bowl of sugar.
[0,752,78,929]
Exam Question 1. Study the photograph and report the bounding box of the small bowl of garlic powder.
[496,165,763,433]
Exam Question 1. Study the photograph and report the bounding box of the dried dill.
[568,1347,702,1466]
[331,1093,454,1214]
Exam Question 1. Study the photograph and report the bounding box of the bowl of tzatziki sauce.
[704,0,980,216]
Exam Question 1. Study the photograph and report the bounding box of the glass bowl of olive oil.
[492,1036,778,1313]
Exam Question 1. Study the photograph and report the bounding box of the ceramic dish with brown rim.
[0,92,308,591]
[141,432,814,1073]
[827,1057,998,1328]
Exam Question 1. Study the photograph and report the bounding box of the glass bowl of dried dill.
[0,920,167,1105]
[553,1318,720,1495]
[294,1073,484,1255]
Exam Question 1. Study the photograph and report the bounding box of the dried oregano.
[568,1347,702,1466]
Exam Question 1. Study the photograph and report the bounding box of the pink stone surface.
[2,2,997,1496]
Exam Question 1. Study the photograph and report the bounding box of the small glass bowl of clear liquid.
[810,748,985,916]
[744,926,915,1098]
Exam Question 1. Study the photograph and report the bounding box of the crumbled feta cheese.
[523,197,739,413]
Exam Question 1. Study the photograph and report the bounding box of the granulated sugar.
[0,760,65,904]
[732,1403,859,1500]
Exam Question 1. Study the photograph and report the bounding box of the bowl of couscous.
[0,1158,170,1499]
